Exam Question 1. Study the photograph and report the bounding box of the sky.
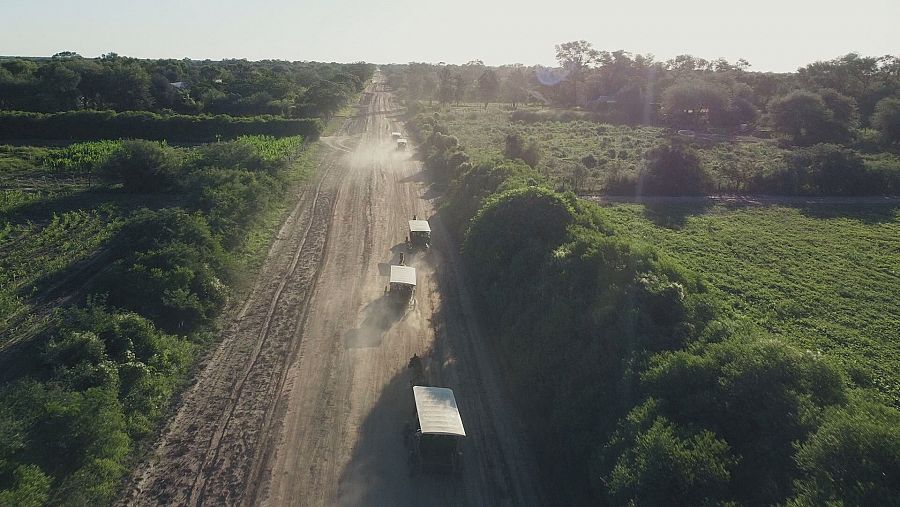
[1,0,898,72]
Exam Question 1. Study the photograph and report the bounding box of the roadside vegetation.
[0,57,373,506]
[385,47,900,196]
[0,136,321,505]
[408,102,900,504]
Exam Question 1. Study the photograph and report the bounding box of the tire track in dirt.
[116,91,368,507]
[252,75,544,507]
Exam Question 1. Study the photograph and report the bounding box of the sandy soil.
[118,74,542,506]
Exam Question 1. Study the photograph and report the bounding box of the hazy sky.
[2,0,898,72]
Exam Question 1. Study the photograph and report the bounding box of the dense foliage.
[0,54,373,118]
[0,135,316,504]
[0,110,322,142]
[387,47,900,196]
[385,50,898,140]
[411,114,900,505]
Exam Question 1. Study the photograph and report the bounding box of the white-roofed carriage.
[386,265,416,305]
[407,219,431,249]
[404,386,465,474]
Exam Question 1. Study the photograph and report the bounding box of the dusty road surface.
[119,74,543,506]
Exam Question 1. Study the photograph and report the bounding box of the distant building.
[171,81,189,90]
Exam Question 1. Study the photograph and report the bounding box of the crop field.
[1,143,125,342]
[433,103,789,193]
[0,135,321,504]
[593,201,900,404]
[0,137,312,346]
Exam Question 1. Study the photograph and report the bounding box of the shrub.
[765,144,870,195]
[638,336,847,504]
[99,140,180,192]
[872,97,900,147]
[503,133,541,168]
[464,186,574,293]
[0,465,51,507]
[606,412,736,506]
[791,399,900,505]
[97,209,230,332]
[640,140,710,195]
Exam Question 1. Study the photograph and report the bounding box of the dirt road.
[119,74,542,506]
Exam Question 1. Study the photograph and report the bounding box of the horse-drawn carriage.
[404,385,465,475]
[407,219,431,250]
[386,264,416,305]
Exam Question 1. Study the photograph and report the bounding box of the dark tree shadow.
[795,202,900,224]
[335,353,467,506]
[640,199,717,229]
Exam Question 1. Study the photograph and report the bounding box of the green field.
[433,103,789,193]
[594,201,900,404]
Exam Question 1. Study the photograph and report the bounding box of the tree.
[769,91,839,145]
[421,73,437,106]
[477,69,499,109]
[436,66,454,106]
[35,62,81,111]
[52,51,81,59]
[451,73,467,106]
[555,40,600,106]
[607,416,736,505]
[100,140,179,192]
[639,335,847,505]
[872,96,900,146]
[661,79,729,129]
[640,140,710,195]
[818,88,859,128]
[788,144,868,195]
[99,60,153,110]
[791,400,900,505]
[501,67,529,109]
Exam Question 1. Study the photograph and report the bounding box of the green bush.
[185,167,281,248]
[444,158,540,236]
[640,140,711,195]
[503,133,541,168]
[98,209,230,332]
[761,143,895,195]
[0,464,51,507]
[871,97,900,147]
[0,381,130,505]
[637,336,847,504]
[791,399,900,505]
[100,140,180,192]
[464,186,573,296]
[605,409,736,506]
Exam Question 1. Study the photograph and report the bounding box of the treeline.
[0,53,374,119]
[409,115,900,505]
[0,136,310,505]
[0,110,323,143]
[616,138,900,196]
[388,47,900,196]
[384,49,899,147]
